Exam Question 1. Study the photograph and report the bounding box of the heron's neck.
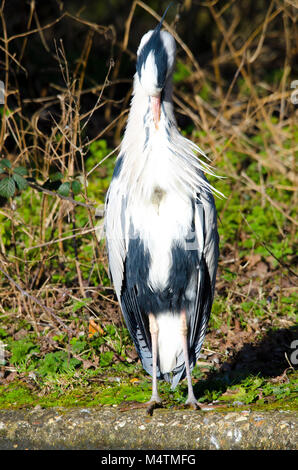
[122,74,177,155]
[118,75,219,202]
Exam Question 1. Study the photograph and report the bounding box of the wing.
[190,187,219,360]
[120,282,157,378]
[171,186,219,389]
[104,181,126,298]
[105,175,156,378]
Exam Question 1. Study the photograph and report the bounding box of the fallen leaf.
[245,253,261,268]
[130,378,140,384]
[88,318,104,337]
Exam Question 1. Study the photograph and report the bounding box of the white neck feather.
[118,74,223,202]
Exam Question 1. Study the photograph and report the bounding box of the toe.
[146,399,162,416]
[185,397,201,410]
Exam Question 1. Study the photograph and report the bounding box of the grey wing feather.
[105,179,156,378]
[192,189,219,357]
[200,188,219,293]
[104,183,126,298]
[120,287,160,379]
[192,189,219,356]
[171,188,219,389]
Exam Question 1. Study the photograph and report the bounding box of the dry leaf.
[88,318,104,337]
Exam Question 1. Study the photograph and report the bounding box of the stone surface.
[0,407,296,450]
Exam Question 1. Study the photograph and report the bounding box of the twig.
[241,214,298,279]
[4,13,67,43]
[86,144,120,177]
[247,0,275,63]
[242,172,298,227]
[0,266,75,334]
[26,180,95,209]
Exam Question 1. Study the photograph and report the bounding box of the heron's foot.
[185,395,202,410]
[145,395,162,416]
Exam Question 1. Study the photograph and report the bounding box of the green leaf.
[0,177,15,198]
[71,180,81,195]
[58,182,71,197]
[0,159,11,169]
[50,172,63,182]
[13,166,27,176]
[10,339,40,365]
[72,297,92,312]
[173,60,191,84]
[37,351,81,377]
[100,351,114,367]
[70,338,87,354]
[12,173,28,191]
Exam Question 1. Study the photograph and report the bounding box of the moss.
[0,370,297,412]
[0,382,36,408]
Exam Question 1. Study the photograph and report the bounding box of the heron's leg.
[181,310,200,409]
[146,313,162,412]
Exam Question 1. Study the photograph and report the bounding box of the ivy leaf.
[58,182,71,197]
[71,180,81,195]
[0,177,16,198]
[12,173,28,191]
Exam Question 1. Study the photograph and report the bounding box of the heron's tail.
[161,362,187,390]
[156,312,183,374]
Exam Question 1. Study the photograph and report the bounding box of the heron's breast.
[129,188,194,290]
[150,186,166,214]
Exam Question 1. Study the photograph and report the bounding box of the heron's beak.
[151,95,161,129]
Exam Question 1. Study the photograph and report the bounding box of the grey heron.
[105,14,220,412]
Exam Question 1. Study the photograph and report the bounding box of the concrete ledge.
[0,407,296,450]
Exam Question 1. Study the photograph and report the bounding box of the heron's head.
[136,29,176,128]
